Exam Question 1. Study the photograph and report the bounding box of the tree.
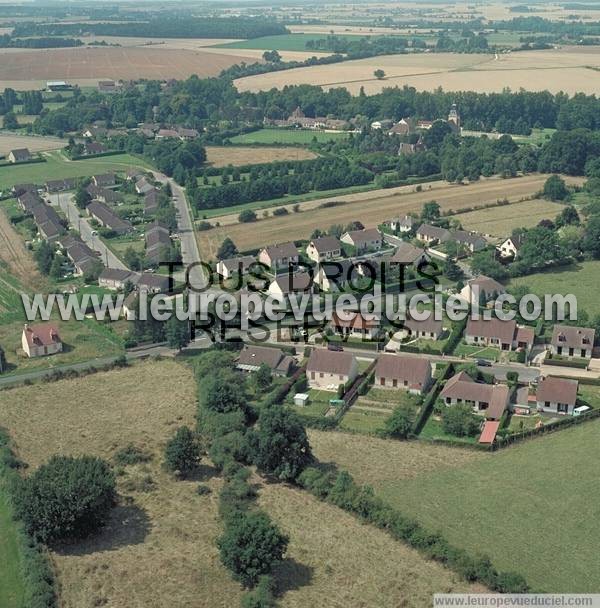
[421,200,441,222]
[241,575,276,608]
[252,406,312,481]
[239,209,257,223]
[442,405,481,437]
[444,258,464,282]
[200,370,248,414]
[218,511,288,587]
[555,205,579,228]
[164,426,200,475]
[123,247,143,271]
[49,253,64,279]
[543,174,569,201]
[471,248,509,281]
[82,259,104,284]
[2,111,18,130]
[74,183,91,209]
[14,455,116,544]
[34,241,55,275]
[166,316,190,351]
[262,50,281,63]
[217,237,239,260]
[374,69,386,80]
[253,363,272,391]
[383,406,414,439]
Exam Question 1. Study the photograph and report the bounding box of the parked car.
[327,342,344,352]
[476,358,492,367]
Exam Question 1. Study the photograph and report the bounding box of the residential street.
[47,192,128,270]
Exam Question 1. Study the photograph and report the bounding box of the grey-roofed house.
[145,221,171,264]
[306,348,358,390]
[306,236,342,263]
[400,314,444,341]
[8,148,31,163]
[135,177,155,195]
[267,272,313,298]
[258,242,298,270]
[416,224,451,245]
[60,235,98,275]
[460,275,506,306]
[144,189,161,215]
[87,201,133,235]
[451,230,487,253]
[236,345,294,377]
[550,324,595,359]
[136,272,171,294]
[465,318,534,352]
[92,173,116,188]
[374,353,432,395]
[313,259,357,292]
[340,228,382,252]
[216,256,256,280]
[388,241,430,266]
[98,268,139,290]
[440,371,509,419]
[12,183,38,197]
[387,215,415,233]
[17,192,43,214]
[536,376,579,416]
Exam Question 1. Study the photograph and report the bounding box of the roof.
[514,325,535,346]
[93,173,116,187]
[309,236,341,254]
[262,242,298,261]
[99,268,136,283]
[389,241,427,265]
[136,177,154,194]
[551,324,595,350]
[452,230,487,247]
[18,191,43,213]
[146,222,171,261]
[331,311,379,331]
[307,348,356,377]
[237,345,293,374]
[441,371,490,402]
[23,323,61,348]
[219,255,255,273]
[467,275,506,297]
[375,354,431,388]
[466,318,517,344]
[487,384,510,420]
[479,421,500,444]
[136,272,170,293]
[271,272,312,295]
[389,215,415,228]
[536,376,578,406]
[13,183,37,195]
[157,129,179,138]
[403,314,443,335]
[342,228,381,245]
[87,201,132,233]
[416,223,450,241]
[9,148,31,161]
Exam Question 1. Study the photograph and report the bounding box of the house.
[97,188,123,206]
[8,148,31,163]
[460,275,506,306]
[450,230,487,253]
[98,268,138,290]
[98,80,119,93]
[331,311,380,340]
[374,354,432,394]
[46,80,71,92]
[465,318,534,352]
[21,323,63,358]
[12,183,37,197]
[157,129,179,139]
[82,125,107,139]
[59,235,97,276]
[126,168,144,181]
[46,179,75,193]
[267,272,312,298]
[177,127,200,140]
[440,371,509,419]
[87,201,133,235]
[92,173,116,188]
[536,376,578,416]
[306,348,358,390]
[417,119,434,130]
[388,118,413,136]
[84,142,107,156]
[136,272,171,294]
[306,236,342,263]
[145,221,171,264]
[550,325,595,359]
[135,177,155,195]
[370,119,393,130]
[498,234,525,259]
[144,189,161,215]
[340,228,382,252]
[398,143,418,156]
[32,204,65,241]
[388,242,430,267]
[387,215,415,233]
[399,314,444,340]
[236,345,294,376]
[313,259,356,292]
[216,256,256,280]
[415,224,451,245]
[122,289,141,321]
[258,242,298,270]
[17,191,43,214]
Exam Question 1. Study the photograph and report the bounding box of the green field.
[0,487,25,608]
[378,419,600,592]
[0,268,25,324]
[229,128,349,146]
[508,261,600,317]
[214,33,367,52]
[0,151,151,192]
[513,128,557,146]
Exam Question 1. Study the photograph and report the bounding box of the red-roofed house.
[536,376,579,415]
[465,318,533,352]
[440,371,509,419]
[21,323,63,358]
[331,311,380,340]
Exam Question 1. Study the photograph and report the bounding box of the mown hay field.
[0,133,64,155]
[205,145,316,167]
[196,174,558,258]
[309,422,600,593]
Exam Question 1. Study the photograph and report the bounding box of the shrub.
[114,444,152,466]
[218,511,288,587]
[14,455,116,544]
[241,575,276,608]
[164,426,200,476]
[239,209,257,223]
[272,207,289,216]
[197,484,212,496]
[197,221,212,231]
[382,405,415,439]
[442,404,481,437]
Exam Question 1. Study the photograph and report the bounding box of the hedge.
[0,429,57,608]
[0,157,46,168]
[544,355,589,369]
[297,466,531,593]
[413,363,455,435]
[69,150,123,161]
[442,317,468,355]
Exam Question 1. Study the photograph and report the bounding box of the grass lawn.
[214,33,365,52]
[508,260,600,317]
[340,407,389,433]
[0,487,25,608]
[0,267,26,324]
[578,384,600,408]
[0,151,152,192]
[455,343,501,361]
[418,414,479,445]
[513,128,557,146]
[378,419,600,592]
[229,128,349,146]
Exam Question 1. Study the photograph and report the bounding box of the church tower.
[448,103,460,132]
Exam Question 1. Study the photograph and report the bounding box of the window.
[319,372,324,378]
[380,377,385,386]
[392,379,397,388]
[310,372,315,380]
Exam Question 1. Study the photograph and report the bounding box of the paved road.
[48,192,128,270]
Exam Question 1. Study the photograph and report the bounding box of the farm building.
[236,345,294,376]
[306,348,358,390]
[22,323,63,358]
[7,148,32,163]
[549,325,595,359]
[374,354,432,395]
[536,376,579,416]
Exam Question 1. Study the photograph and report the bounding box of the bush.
[441,404,481,437]
[272,207,289,216]
[241,575,276,608]
[14,455,116,544]
[197,484,212,496]
[218,511,288,587]
[164,426,200,476]
[239,209,257,223]
[114,444,151,466]
[382,406,415,439]
[197,221,212,231]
